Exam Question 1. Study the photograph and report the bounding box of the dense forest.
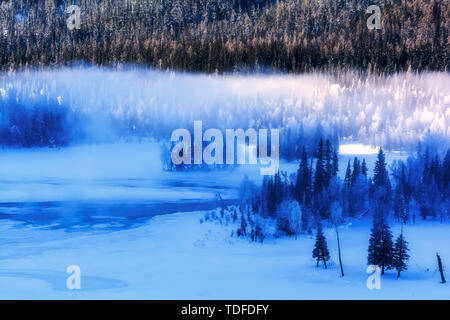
[204,141,450,277]
[0,0,448,73]
[1,69,447,149]
[235,142,449,231]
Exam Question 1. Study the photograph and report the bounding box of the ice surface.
[0,142,408,203]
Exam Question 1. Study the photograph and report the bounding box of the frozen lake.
[0,142,408,230]
[0,143,248,230]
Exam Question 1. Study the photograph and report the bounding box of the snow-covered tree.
[393,230,410,278]
[373,147,391,191]
[367,214,394,275]
[313,223,330,269]
[276,200,302,237]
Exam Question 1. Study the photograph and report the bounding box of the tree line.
[206,140,450,277]
[0,0,448,73]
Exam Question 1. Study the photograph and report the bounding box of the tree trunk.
[437,253,446,284]
[381,265,385,275]
[316,260,319,268]
[335,225,344,277]
[397,270,401,278]
[323,258,327,269]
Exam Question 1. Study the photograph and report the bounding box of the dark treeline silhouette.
[0,93,74,147]
[0,0,448,73]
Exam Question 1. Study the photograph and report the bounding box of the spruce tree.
[372,147,392,209]
[314,139,326,195]
[332,149,339,177]
[313,223,330,269]
[325,139,333,185]
[295,146,311,205]
[373,147,390,189]
[367,214,394,275]
[343,160,354,216]
[361,159,368,177]
[379,220,395,274]
[344,160,352,188]
[393,230,410,278]
[351,157,361,184]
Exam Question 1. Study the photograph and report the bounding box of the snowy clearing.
[0,210,448,299]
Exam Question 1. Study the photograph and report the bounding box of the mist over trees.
[1,69,448,150]
[0,0,448,73]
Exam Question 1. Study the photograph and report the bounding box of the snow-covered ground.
[1,143,447,299]
[1,67,448,299]
[0,210,448,299]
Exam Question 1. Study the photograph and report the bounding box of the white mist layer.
[0,67,448,148]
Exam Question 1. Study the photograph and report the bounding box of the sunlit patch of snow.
[339,143,379,155]
[1,209,449,299]
[329,83,341,96]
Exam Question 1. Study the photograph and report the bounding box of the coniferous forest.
[207,140,449,278]
[0,0,448,73]
[0,0,449,299]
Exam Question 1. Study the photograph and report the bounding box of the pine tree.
[344,160,352,188]
[343,160,356,216]
[391,162,408,219]
[295,146,311,205]
[367,214,394,275]
[325,139,333,185]
[372,147,392,210]
[393,184,409,223]
[373,147,390,189]
[351,157,361,184]
[361,159,368,177]
[393,230,410,278]
[312,223,330,269]
[332,149,339,177]
[314,139,326,195]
